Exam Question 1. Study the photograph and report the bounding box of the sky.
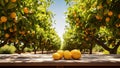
[49,0,67,41]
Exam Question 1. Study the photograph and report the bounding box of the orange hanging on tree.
[1,16,7,23]
[11,0,16,3]
[10,12,16,19]
[105,17,110,22]
[5,33,10,38]
[108,11,113,16]
[23,7,29,14]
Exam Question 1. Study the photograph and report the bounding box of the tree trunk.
[109,41,120,54]
[34,50,37,54]
[94,38,111,51]
[33,46,37,54]
[109,49,117,54]
[14,43,21,54]
[41,49,43,54]
[89,44,93,54]
[94,37,120,54]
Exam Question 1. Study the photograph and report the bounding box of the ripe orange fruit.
[10,12,16,19]
[63,50,72,60]
[1,16,7,23]
[108,11,113,16]
[11,0,16,2]
[118,14,120,19]
[21,31,25,35]
[71,49,81,59]
[57,50,64,59]
[23,7,29,14]
[85,38,89,41]
[5,33,10,38]
[116,24,119,27]
[105,17,110,22]
[52,53,61,60]
[9,28,13,32]
[95,15,100,20]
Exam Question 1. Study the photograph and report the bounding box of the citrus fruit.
[23,7,29,14]
[71,49,81,59]
[1,16,7,23]
[118,14,120,19]
[52,53,61,60]
[57,50,64,59]
[10,12,16,19]
[9,28,13,32]
[63,50,72,60]
[108,11,113,16]
[105,17,110,22]
[5,33,10,38]
[11,0,16,2]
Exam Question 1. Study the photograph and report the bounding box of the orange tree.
[64,0,120,54]
[0,0,61,53]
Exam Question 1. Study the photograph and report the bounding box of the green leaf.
[7,3,17,9]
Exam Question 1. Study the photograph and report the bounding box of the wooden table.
[0,54,120,68]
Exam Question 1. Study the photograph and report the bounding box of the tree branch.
[93,37,111,51]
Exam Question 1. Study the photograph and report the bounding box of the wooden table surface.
[0,54,120,66]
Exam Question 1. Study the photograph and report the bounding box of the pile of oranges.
[52,49,81,60]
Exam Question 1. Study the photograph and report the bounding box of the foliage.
[0,0,61,54]
[103,50,110,54]
[117,46,120,54]
[64,0,120,54]
[24,47,33,52]
[0,45,16,54]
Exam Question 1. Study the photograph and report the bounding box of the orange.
[71,49,81,59]
[9,28,13,32]
[57,50,64,59]
[116,24,119,27]
[52,53,61,60]
[85,38,89,41]
[108,11,113,16]
[10,12,16,19]
[63,50,72,60]
[23,7,29,14]
[21,31,25,35]
[5,33,10,38]
[95,15,100,20]
[105,17,110,22]
[118,14,120,19]
[1,16,7,23]
[11,0,16,2]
